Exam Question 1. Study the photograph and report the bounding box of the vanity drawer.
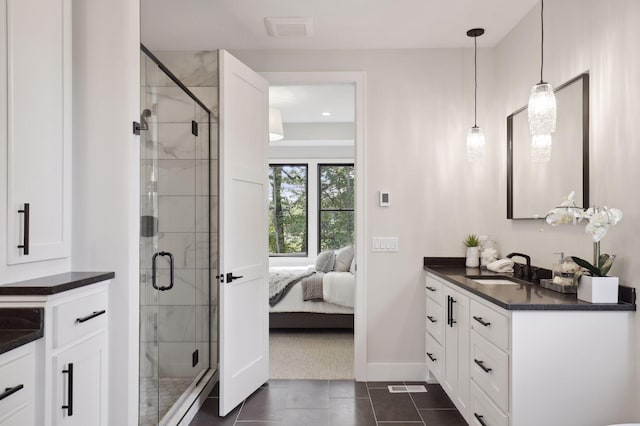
[470,381,509,426]
[53,289,108,348]
[426,297,444,344]
[0,344,34,418]
[471,331,509,412]
[470,300,509,351]
[425,275,443,304]
[425,332,443,381]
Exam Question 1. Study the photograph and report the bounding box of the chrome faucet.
[506,252,531,280]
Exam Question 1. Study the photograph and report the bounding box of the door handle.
[75,310,106,324]
[449,297,457,327]
[474,359,492,373]
[226,272,244,283]
[17,203,30,255]
[427,316,437,323]
[474,413,488,426]
[473,316,491,327]
[152,251,174,291]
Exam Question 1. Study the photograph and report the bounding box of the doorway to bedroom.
[267,81,358,380]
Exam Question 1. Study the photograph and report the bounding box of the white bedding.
[269,265,354,314]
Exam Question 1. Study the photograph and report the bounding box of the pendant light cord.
[540,0,544,83]
[474,35,478,127]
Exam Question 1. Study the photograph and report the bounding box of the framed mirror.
[507,73,589,219]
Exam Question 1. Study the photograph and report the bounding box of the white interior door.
[218,50,269,416]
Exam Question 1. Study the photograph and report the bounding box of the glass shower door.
[139,50,211,425]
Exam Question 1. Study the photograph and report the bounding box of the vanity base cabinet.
[53,331,107,425]
[426,272,635,426]
[0,343,35,426]
[0,281,110,426]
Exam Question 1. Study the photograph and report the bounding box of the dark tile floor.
[189,380,466,425]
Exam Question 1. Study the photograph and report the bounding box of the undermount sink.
[470,278,519,286]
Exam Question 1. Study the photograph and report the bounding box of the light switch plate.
[372,237,399,252]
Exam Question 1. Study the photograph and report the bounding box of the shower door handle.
[152,251,174,291]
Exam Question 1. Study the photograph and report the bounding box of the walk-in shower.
[139,46,218,425]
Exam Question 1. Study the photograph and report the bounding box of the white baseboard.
[366,363,426,382]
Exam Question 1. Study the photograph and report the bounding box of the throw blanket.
[269,270,315,307]
[301,273,325,301]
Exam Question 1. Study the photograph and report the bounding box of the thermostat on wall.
[379,191,390,207]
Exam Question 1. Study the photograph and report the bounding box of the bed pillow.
[315,251,335,273]
[349,257,356,274]
[334,245,354,272]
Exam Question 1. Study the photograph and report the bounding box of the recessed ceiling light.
[321,112,332,116]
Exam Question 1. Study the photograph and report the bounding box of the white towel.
[487,259,515,273]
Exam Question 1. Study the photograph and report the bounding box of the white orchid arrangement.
[546,191,624,284]
[546,191,623,242]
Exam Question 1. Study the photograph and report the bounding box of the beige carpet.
[269,329,354,380]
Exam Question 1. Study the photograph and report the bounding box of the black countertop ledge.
[0,308,44,355]
[424,257,636,311]
[0,271,115,296]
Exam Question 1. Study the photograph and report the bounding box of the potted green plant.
[464,234,480,268]
[547,191,623,303]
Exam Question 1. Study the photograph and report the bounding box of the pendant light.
[466,28,485,162]
[528,0,556,137]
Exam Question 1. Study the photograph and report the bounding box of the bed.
[269,265,355,329]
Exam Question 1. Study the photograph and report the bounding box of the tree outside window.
[318,164,355,252]
[268,164,308,256]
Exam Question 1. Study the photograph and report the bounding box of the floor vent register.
[387,385,427,393]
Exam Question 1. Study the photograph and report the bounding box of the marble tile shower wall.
[140,51,219,380]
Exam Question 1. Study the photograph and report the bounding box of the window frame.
[317,163,355,253]
[268,163,309,257]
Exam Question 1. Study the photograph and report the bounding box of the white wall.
[232,48,497,377]
[72,0,140,424]
[492,0,640,419]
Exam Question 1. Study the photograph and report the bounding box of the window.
[268,164,308,256]
[318,164,355,252]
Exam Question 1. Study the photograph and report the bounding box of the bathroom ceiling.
[270,85,355,123]
[141,0,539,50]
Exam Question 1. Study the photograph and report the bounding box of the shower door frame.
[139,44,216,425]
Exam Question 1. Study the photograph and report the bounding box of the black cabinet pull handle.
[152,251,174,291]
[448,296,457,327]
[474,413,488,426]
[76,310,106,323]
[427,315,437,323]
[473,316,491,327]
[17,203,30,255]
[426,286,436,292]
[474,359,492,373]
[62,363,73,416]
[426,352,437,362]
[446,295,451,326]
[0,384,24,401]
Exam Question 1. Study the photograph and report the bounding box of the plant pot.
[465,247,480,268]
[577,276,619,303]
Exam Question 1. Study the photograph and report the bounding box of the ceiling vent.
[264,17,313,38]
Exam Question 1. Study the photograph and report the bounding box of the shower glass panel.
[139,48,212,425]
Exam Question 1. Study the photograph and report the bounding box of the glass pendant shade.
[531,133,552,162]
[467,126,486,161]
[528,82,557,135]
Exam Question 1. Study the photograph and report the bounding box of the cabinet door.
[5,0,71,264]
[443,286,470,417]
[52,332,108,426]
[0,403,34,426]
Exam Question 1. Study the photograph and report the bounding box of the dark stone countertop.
[0,308,44,355]
[424,257,636,311]
[0,271,115,296]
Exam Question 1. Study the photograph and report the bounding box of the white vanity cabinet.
[0,279,110,426]
[425,275,470,417]
[425,271,635,426]
[0,0,72,269]
[0,342,36,426]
